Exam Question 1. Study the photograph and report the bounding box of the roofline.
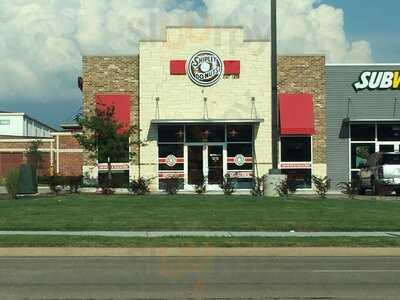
[280,54,325,57]
[0,112,57,131]
[82,55,138,58]
[327,63,400,66]
[166,26,244,29]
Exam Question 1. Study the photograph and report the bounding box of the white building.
[0,111,55,137]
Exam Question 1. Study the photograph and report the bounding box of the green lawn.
[0,194,400,231]
[0,235,400,247]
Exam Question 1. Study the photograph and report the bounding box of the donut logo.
[234,154,245,167]
[187,50,223,87]
[165,155,177,167]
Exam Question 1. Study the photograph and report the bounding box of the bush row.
[39,175,83,193]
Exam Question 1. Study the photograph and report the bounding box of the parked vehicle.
[359,152,400,195]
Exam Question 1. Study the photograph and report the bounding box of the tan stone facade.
[139,27,271,190]
[278,55,327,178]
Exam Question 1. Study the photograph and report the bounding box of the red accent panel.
[95,94,131,133]
[170,60,186,75]
[224,60,240,75]
[279,93,315,135]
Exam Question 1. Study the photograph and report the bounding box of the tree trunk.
[107,161,112,189]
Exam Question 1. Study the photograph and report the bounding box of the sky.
[0,0,399,129]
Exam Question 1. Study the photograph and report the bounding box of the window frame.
[278,135,313,190]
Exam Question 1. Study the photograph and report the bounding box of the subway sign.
[353,71,400,91]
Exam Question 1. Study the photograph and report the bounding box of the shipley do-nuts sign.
[353,71,400,91]
[187,50,223,87]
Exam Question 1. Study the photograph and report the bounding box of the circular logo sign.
[234,154,246,167]
[187,50,223,87]
[165,155,177,167]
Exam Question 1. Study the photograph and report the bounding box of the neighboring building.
[0,111,55,137]
[326,64,400,187]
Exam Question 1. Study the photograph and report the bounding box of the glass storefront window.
[186,125,225,142]
[227,125,253,142]
[350,124,375,141]
[280,137,311,162]
[351,143,375,169]
[281,169,312,189]
[158,125,184,143]
[158,144,184,171]
[378,124,400,141]
[98,171,130,188]
[227,143,253,170]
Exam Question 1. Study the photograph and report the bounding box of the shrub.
[41,175,61,193]
[219,174,236,195]
[130,177,151,195]
[312,175,331,199]
[5,169,20,199]
[275,177,297,197]
[164,176,181,195]
[251,175,265,197]
[68,176,83,193]
[336,180,360,199]
[194,176,207,195]
[40,175,82,194]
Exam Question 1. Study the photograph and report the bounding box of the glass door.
[186,144,226,190]
[207,145,224,186]
[187,145,203,185]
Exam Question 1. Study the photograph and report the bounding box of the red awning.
[279,93,315,135]
[95,94,131,133]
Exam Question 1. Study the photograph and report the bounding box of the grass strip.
[0,235,400,247]
[1,194,400,231]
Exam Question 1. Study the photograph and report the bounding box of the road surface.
[1,256,400,299]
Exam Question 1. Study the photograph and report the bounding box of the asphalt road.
[1,256,400,299]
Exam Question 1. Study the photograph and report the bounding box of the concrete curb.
[1,247,400,257]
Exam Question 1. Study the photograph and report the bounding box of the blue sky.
[321,0,400,62]
[1,0,399,129]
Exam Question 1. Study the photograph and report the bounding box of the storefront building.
[79,27,327,191]
[326,64,400,187]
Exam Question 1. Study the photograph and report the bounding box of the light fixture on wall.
[155,97,160,119]
[203,97,208,120]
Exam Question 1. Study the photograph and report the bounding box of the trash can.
[18,164,38,194]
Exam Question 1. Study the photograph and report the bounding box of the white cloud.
[0,0,372,104]
[203,0,372,63]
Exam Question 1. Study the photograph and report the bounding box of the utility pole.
[270,0,279,172]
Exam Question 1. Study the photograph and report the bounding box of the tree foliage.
[75,105,141,191]
[27,140,43,171]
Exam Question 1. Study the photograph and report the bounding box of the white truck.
[359,152,400,195]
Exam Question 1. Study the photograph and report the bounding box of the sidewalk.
[0,231,399,237]
[1,247,400,257]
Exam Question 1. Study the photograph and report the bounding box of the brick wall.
[55,134,83,176]
[82,56,140,167]
[278,56,326,165]
[0,139,53,178]
[0,134,84,178]
[58,153,83,176]
[0,153,23,178]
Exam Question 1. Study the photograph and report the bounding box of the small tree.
[75,105,140,193]
[5,168,20,199]
[312,175,331,199]
[27,141,43,172]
